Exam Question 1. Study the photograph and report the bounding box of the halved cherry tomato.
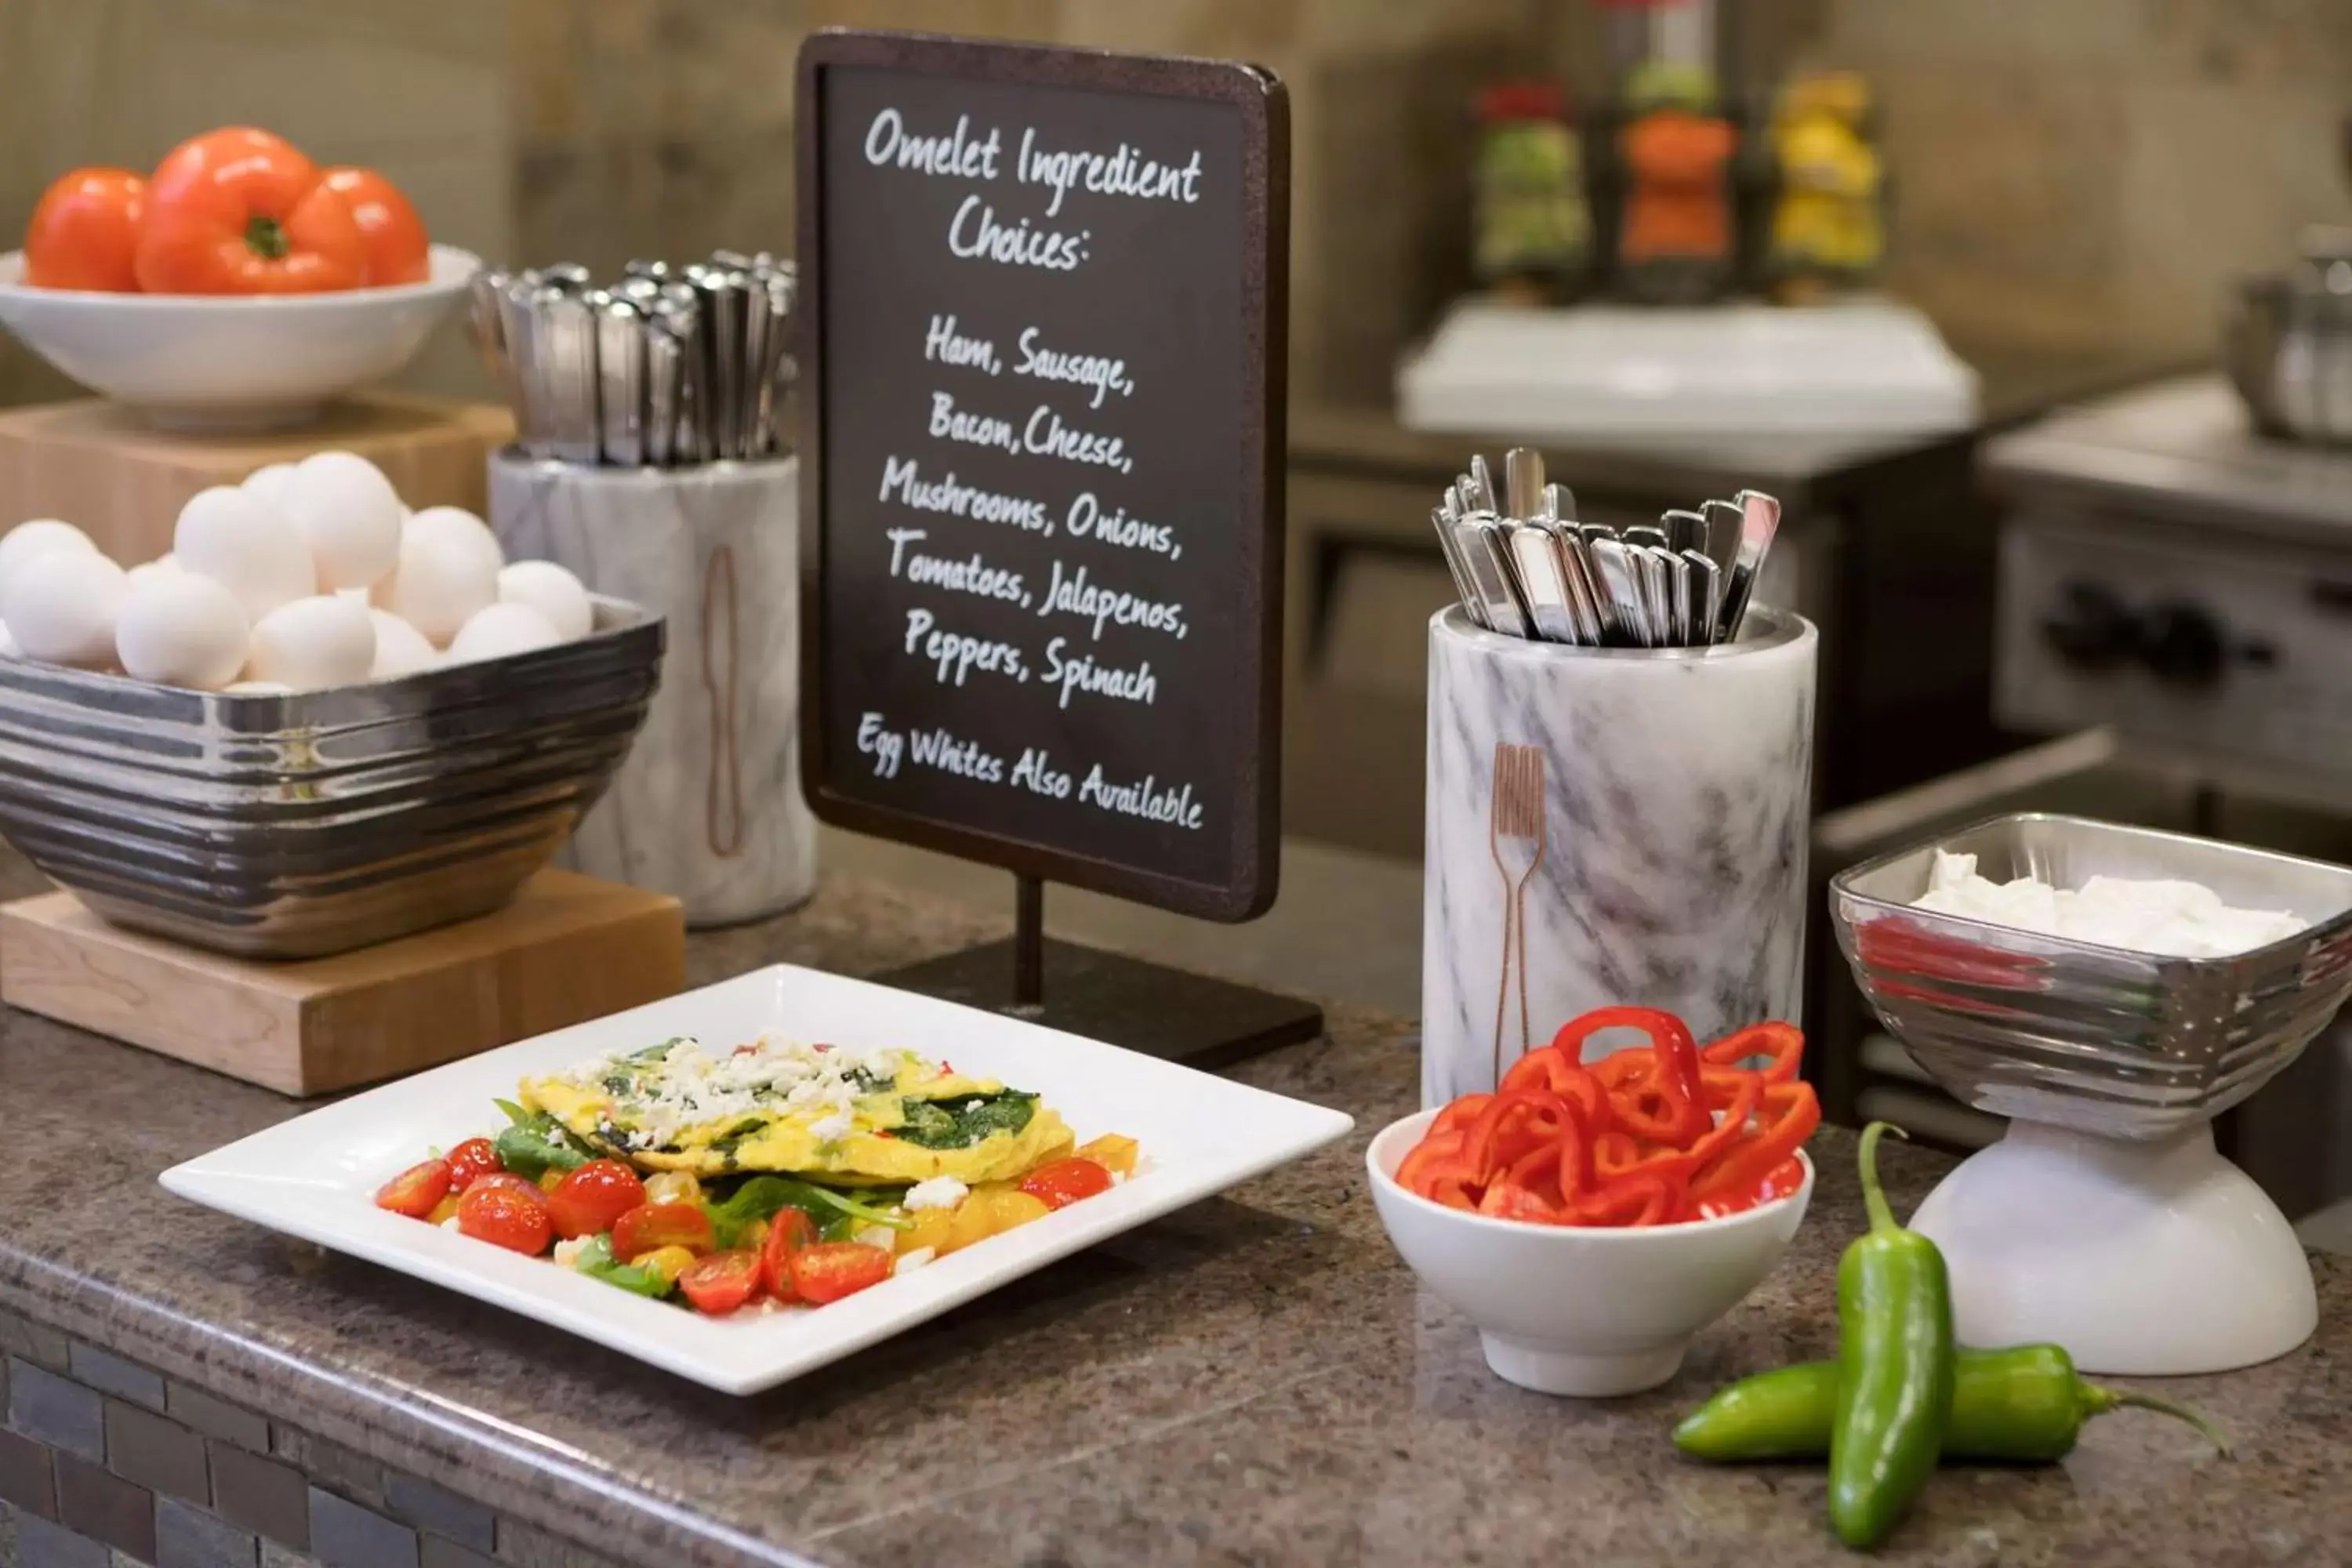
[444,1138,501,1190]
[135,127,366,295]
[24,169,146,292]
[1018,1156,1113,1211]
[547,1160,648,1241]
[678,1250,763,1316]
[759,1208,818,1300]
[456,1181,552,1254]
[463,1172,547,1203]
[319,166,429,286]
[787,1241,893,1305]
[374,1158,451,1218]
[610,1201,714,1262]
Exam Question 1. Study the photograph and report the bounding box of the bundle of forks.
[1432,448,1780,648]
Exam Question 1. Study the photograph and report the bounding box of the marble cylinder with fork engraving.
[489,450,816,927]
[1421,604,1818,1106]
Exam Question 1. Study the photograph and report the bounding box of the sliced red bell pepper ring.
[1498,1051,1615,1131]
[1462,1088,1573,1183]
[1429,1093,1494,1140]
[1701,1022,1804,1083]
[1688,1080,1820,1206]
[1478,1180,1563,1223]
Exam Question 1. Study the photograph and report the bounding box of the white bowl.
[1367,1108,1813,1396]
[0,243,477,430]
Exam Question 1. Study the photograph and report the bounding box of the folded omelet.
[518,1035,1071,1185]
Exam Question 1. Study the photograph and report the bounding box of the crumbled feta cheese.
[1109,1170,1127,1185]
[439,1217,463,1233]
[904,1175,969,1211]
[552,1237,588,1269]
[853,1224,898,1251]
[554,1031,916,1149]
[894,1247,936,1275]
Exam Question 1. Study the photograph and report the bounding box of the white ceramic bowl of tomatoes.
[0,127,476,430]
[1366,1107,1813,1398]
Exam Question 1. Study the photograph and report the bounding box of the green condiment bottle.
[1828,1122,1955,1549]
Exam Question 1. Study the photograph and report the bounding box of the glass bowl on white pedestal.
[1829,813,2352,1374]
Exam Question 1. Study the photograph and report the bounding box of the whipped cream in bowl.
[1911,850,2308,959]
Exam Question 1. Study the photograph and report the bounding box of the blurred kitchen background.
[11,0,2352,1229]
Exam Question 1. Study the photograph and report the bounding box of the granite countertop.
[3,869,2347,1567]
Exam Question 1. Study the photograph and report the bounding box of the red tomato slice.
[547,1160,648,1240]
[375,1159,452,1219]
[788,1241,892,1305]
[444,1138,501,1190]
[759,1209,818,1301]
[1018,1156,1113,1211]
[610,1201,714,1262]
[456,1184,554,1255]
[678,1250,763,1316]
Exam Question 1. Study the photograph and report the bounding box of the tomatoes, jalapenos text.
[1018,1156,1114,1210]
[548,1160,648,1240]
[456,1181,552,1255]
[374,1159,452,1218]
[788,1242,894,1305]
[611,1201,714,1262]
[678,1250,764,1316]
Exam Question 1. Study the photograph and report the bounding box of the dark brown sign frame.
[795,28,1290,923]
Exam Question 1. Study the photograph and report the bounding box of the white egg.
[245,594,376,690]
[114,571,250,690]
[495,560,592,641]
[224,680,292,695]
[125,554,182,590]
[368,609,440,680]
[282,451,404,590]
[174,487,315,620]
[3,550,128,666]
[0,519,100,602]
[405,506,504,574]
[372,528,498,646]
[445,601,561,663]
[242,463,298,510]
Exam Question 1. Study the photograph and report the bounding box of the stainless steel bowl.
[0,597,663,959]
[1829,813,2352,1139]
[2223,227,2352,443]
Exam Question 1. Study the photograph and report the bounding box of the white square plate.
[161,964,1352,1394]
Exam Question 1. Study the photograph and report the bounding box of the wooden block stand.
[0,871,684,1097]
[0,394,514,567]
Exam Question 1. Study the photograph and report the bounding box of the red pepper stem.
[245,214,290,260]
[2088,1385,2234,1457]
[1857,1120,1905,1236]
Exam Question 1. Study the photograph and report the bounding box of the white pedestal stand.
[1908,1120,2316,1375]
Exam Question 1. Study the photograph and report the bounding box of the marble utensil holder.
[1421,604,1818,1107]
[488,451,816,927]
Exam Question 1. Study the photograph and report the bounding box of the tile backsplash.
[0,0,2344,412]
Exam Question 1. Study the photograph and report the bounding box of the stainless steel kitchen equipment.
[0,601,663,959]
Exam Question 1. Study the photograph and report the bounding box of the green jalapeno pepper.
[1828,1122,1955,1548]
[1673,1344,2230,1463]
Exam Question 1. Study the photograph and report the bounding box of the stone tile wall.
[0,1303,623,1568]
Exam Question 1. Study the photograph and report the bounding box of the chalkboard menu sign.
[797,31,1289,922]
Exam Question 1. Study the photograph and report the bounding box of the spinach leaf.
[492,1110,590,1180]
[844,1064,898,1094]
[708,1118,769,1157]
[889,1091,1037,1150]
[571,1235,671,1299]
[704,1175,908,1247]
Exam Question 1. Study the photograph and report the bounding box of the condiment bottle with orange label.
[1612,60,1737,305]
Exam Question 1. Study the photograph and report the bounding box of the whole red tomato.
[443,1138,502,1190]
[24,169,147,292]
[134,126,366,295]
[318,166,429,286]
